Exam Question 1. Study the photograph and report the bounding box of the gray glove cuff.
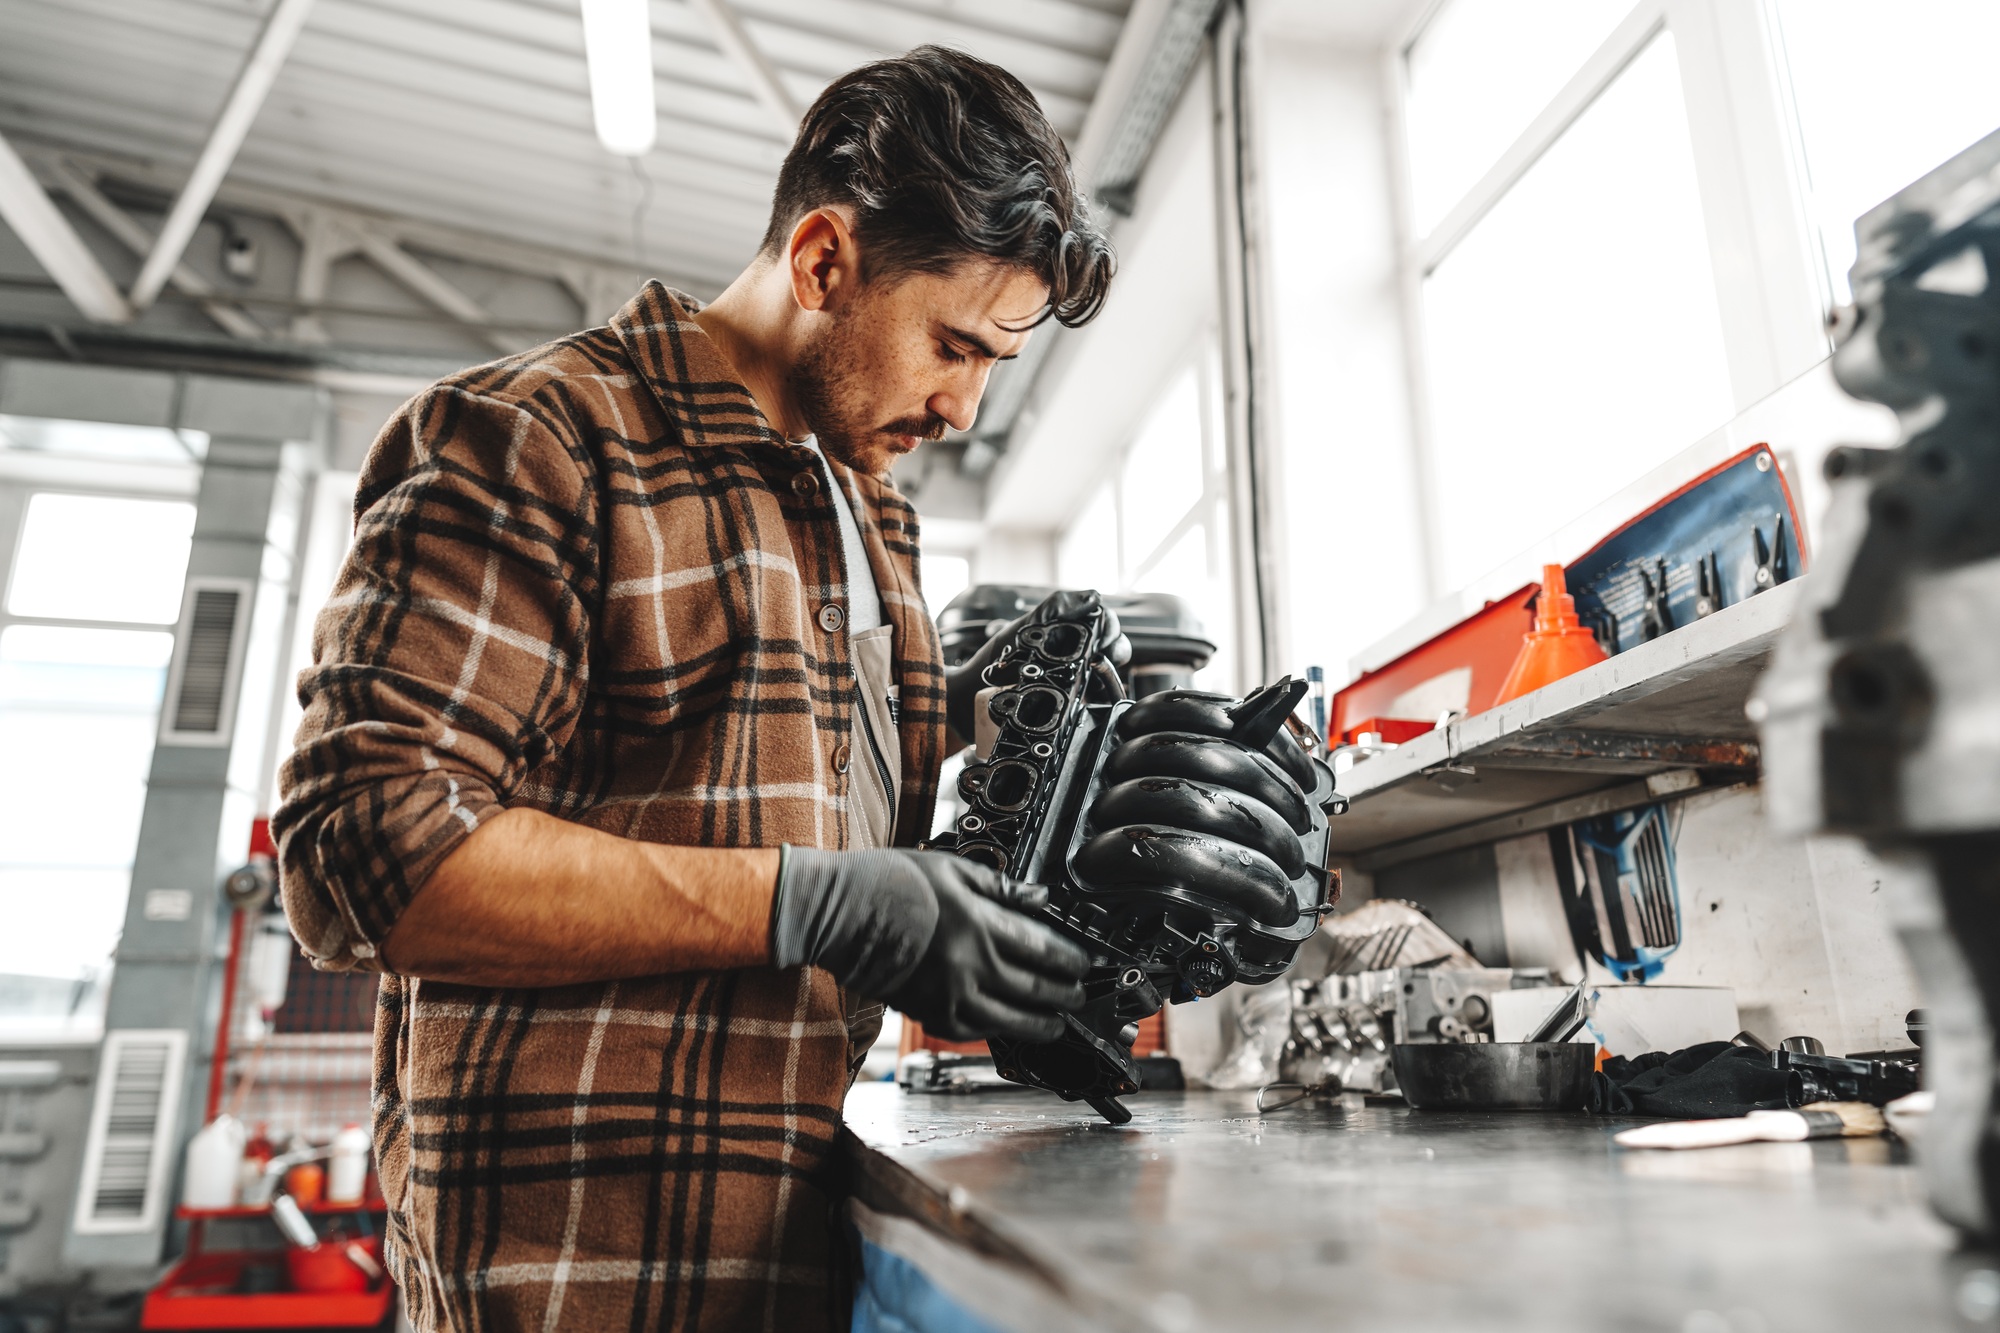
[770,845,940,998]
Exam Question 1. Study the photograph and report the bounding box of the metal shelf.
[1327,581,1799,870]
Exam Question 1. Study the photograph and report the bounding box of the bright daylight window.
[1057,360,1235,691]
[1775,0,2000,304]
[920,553,971,614]
[0,491,194,1031]
[1411,21,1735,592]
[1404,0,1629,238]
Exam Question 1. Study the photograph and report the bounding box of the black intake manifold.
[931,600,1343,1122]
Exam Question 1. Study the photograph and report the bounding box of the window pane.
[0,869,128,980]
[921,553,971,613]
[1405,0,1632,236]
[0,625,173,711]
[0,624,170,1018]
[1130,522,1234,694]
[6,493,195,623]
[1776,0,2000,303]
[1058,482,1120,593]
[1119,369,1205,573]
[0,711,157,865]
[1421,33,1734,592]
[0,415,207,464]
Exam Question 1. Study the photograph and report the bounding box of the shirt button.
[832,743,851,774]
[792,470,819,496]
[818,603,846,633]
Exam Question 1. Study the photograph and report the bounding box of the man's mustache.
[880,414,949,440]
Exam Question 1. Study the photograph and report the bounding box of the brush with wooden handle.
[1615,1102,1885,1150]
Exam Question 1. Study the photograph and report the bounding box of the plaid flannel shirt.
[274,282,947,1332]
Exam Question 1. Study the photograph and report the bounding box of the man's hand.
[945,589,1130,745]
[772,848,1089,1041]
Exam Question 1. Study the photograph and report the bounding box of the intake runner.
[929,600,1344,1123]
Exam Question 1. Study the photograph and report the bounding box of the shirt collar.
[608,280,790,454]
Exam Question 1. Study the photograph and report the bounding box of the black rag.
[1591,1042,1791,1117]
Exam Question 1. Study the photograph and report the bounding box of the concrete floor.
[845,1082,1981,1332]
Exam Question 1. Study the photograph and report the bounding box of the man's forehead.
[928,261,1048,341]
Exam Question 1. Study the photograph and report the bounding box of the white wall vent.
[72,1029,187,1235]
[159,577,254,747]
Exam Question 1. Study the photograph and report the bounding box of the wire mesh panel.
[219,911,376,1146]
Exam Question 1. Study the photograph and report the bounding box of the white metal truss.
[18,145,645,354]
[687,0,802,133]
[0,128,130,323]
[43,159,266,339]
[128,0,317,311]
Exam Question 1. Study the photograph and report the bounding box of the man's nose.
[929,364,994,435]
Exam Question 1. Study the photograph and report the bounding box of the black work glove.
[945,589,1131,743]
[770,847,1089,1042]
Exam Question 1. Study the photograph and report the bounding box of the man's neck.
[690,261,809,442]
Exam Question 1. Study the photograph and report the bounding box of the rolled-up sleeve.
[275,385,594,971]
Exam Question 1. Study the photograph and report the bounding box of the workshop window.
[0,488,194,1032]
[1403,0,1630,238]
[1056,357,1235,692]
[1398,3,1738,594]
[1416,31,1735,592]
[920,552,972,614]
[1774,0,2000,304]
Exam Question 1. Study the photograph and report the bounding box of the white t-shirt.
[801,436,883,632]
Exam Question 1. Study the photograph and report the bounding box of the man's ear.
[786,207,861,314]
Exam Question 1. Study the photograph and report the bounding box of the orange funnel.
[1493,564,1608,705]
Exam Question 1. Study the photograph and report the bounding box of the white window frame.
[1382,0,1832,601]
[1057,335,1241,690]
[0,461,200,1026]
[0,477,196,669]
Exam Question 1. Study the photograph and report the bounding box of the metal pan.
[1391,1042,1597,1111]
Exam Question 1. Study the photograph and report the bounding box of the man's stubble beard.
[790,306,947,475]
[791,316,876,472]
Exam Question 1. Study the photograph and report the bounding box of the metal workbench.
[1328,582,1799,872]
[843,1080,1966,1332]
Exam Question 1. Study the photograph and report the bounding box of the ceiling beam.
[684,0,803,134]
[128,0,316,312]
[0,127,132,323]
[352,228,519,356]
[44,160,265,339]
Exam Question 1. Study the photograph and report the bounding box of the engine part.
[1753,125,2000,1238]
[1392,966,1520,1047]
[937,583,1218,696]
[1281,976,1391,1094]
[932,597,1341,1123]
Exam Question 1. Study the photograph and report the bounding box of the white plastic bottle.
[327,1123,370,1204]
[181,1115,246,1211]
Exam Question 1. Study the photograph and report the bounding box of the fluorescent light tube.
[580,0,657,156]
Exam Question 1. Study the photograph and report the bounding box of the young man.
[277,47,1113,1332]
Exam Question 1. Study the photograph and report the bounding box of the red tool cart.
[142,819,392,1330]
[144,1191,393,1330]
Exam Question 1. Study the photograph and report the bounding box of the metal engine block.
[1755,125,2000,1238]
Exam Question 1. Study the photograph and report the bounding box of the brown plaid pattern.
[274,282,946,1332]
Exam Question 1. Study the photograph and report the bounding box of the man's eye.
[938,343,967,364]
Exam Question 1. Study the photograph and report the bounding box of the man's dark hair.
[760,45,1115,328]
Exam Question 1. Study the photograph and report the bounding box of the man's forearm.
[380,808,779,987]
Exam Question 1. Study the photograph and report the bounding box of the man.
[277,46,1116,1332]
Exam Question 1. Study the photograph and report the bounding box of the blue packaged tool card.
[1566,445,1805,655]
